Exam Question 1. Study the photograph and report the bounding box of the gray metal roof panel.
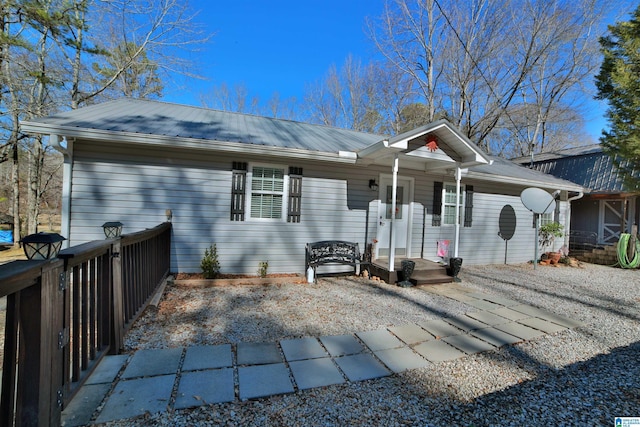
[33,98,383,152]
[469,156,585,190]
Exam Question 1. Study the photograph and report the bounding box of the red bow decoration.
[425,135,439,152]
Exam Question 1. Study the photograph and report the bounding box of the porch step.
[412,268,453,286]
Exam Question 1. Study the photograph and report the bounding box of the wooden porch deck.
[369,257,453,286]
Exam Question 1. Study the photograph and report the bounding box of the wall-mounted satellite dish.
[498,205,517,264]
[520,187,557,214]
[520,187,560,269]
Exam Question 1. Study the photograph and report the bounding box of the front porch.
[369,257,454,285]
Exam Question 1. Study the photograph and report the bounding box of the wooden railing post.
[14,260,64,427]
[110,240,124,354]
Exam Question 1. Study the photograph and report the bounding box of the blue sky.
[168,0,384,106]
[165,0,611,140]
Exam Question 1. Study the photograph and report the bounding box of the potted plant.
[539,222,564,262]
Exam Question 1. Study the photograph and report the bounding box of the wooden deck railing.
[0,222,171,427]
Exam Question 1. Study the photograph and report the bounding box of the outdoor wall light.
[102,221,123,239]
[369,179,379,191]
[165,209,173,222]
[21,232,66,260]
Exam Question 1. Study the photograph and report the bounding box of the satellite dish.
[498,205,517,241]
[520,188,557,214]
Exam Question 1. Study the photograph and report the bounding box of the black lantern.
[369,179,379,191]
[102,221,123,238]
[21,232,66,260]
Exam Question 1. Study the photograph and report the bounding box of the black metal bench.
[305,240,366,281]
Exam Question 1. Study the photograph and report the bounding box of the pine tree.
[595,6,640,190]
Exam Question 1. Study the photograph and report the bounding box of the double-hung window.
[250,166,285,220]
[432,181,474,227]
[443,183,465,226]
[231,162,303,222]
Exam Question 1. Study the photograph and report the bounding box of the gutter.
[564,191,585,248]
[49,135,73,248]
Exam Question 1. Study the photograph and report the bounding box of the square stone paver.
[182,345,233,371]
[85,355,129,385]
[280,337,327,361]
[443,315,488,332]
[356,329,405,351]
[509,304,554,318]
[320,335,364,356]
[470,327,522,347]
[96,374,175,423]
[489,306,531,321]
[238,363,294,400]
[442,334,495,354]
[517,317,568,334]
[334,353,391,381]
[289,358,345,390]
[237,342,283,365]
[61,383,111,427]
[413,340,465,363]
[175,368,235,409]
[418,319,462,339]
[465,299,503,311]
[494,321,545,340]
[121,348,182,379]
[481,295,520,307]
[388,324,434,345]
[466,311,512,326]
[374,347,430,373]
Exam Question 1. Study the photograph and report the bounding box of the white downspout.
[564,191,584,248]
[51,135,73,248]
[388,154,399,272]
[454,165,462,258]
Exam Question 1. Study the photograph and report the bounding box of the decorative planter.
[397,259,415,287]
[546,252,561,265]
[448,257,463,282]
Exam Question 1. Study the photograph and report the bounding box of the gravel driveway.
[108,262,640,426]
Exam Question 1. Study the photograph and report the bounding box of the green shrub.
[539,222,564,251]
[201,244,220,279]
[258,261,268,278]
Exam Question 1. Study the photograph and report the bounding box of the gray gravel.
[101,262,640,426]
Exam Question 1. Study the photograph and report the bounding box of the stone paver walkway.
[61,283,584,426]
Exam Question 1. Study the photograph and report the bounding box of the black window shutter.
[287,167,303,223]
[464,185,474,227]
[230,162,247,221]
[432,181,442,226]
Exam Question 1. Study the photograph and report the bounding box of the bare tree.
[368,0,617,155]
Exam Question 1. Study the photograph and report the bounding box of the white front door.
[376,176,412,258]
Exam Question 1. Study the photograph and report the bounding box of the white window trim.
[245,162,289,222]
[442,182,465,226]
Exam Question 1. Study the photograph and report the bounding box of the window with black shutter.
[230,162,247,221]
[288,167,303,223]
[464,185,474,227]
[432,181,443,226]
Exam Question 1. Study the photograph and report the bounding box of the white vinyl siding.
[249,166,285,220]
[67,141,570,274]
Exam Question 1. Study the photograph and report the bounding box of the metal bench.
[305,240,366,281]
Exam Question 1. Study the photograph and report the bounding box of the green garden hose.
[617,233,640,268]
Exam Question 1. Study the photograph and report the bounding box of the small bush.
[201,244,220,279]
[258,261,268,278]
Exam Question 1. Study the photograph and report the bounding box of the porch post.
[388,154,399,272]
[454,165,462,258]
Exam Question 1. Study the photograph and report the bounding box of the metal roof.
[24,98,382,153]
[21,98,584,191]
[467,156,584,192]
[511,145,626,193]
